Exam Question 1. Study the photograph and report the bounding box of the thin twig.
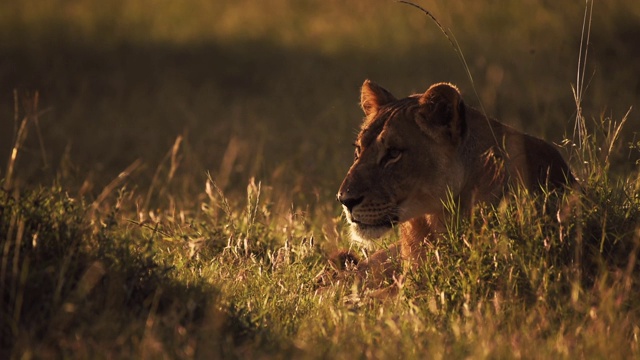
[396,1,498,147]
[573,0,594,146]
[91,159,143,213]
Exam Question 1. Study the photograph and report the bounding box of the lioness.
[336,80,575,288]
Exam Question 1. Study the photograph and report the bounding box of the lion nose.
[337,192,364,213]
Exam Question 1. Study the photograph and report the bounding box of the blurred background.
[1,0,639,207]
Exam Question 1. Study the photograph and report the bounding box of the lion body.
[337,81,575,287]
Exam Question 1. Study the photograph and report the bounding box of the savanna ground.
[1,1,640,358]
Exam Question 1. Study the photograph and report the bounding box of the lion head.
[337,80,468,245]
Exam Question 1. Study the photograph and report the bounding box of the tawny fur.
[337,80,575,289]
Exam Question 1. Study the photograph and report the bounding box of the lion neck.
[400,212,450,264]
[399,107,505,262]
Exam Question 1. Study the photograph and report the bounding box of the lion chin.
[348,222,393,248]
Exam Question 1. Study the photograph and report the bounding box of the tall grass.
[1,94,639,358]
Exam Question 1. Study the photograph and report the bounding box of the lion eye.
[383,148,402,165]
[388,149,402,160]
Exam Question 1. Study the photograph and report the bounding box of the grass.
[1,0,640,358]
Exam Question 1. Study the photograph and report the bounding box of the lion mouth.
[347,210,399,228]
[351,218,395,228]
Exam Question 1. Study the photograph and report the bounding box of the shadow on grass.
[1,19,638,199]
[0,184,282,358]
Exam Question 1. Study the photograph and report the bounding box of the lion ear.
[360,80,396,117]
[418,83,466,144]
